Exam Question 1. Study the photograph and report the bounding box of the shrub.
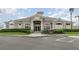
[64,29,79,32]
[53,29,64,34]
[0,29,32,34]
[23,30,32,34]
[41,29,50,34]
[41,29,64,34]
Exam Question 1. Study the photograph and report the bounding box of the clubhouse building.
[5,11,71,32]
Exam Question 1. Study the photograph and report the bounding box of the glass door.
[34,25,41,31]
[33,21,41,32]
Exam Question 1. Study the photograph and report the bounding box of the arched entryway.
[33,21,41,32]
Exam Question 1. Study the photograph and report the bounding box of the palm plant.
[69,8,74,29]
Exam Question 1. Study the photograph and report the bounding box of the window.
[25,26,29,28]
[19,21,22,22]
[10,24,14,25]
[45,24,49,25]
[66,23,70,25]
[19,24,21,25]
[25,24,30,29]
[33,21,41,25]
[56,23,62,25]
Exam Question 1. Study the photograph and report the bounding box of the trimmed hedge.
[42,29,64,34]
[64,29,79,32]
[1,29,79,34]
[41,30,53,34]
[42,29,79,34]
[53,29,64,34]
[0,29,32,34]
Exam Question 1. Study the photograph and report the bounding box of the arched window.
[10,24,14,25]
[56,23,62,25]
[66,23,70,25]
[19,24,21,25]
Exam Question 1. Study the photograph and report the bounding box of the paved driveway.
[0,35,79,50]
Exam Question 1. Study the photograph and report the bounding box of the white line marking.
[56,37,67,41]
[56,37,77,43]
[68,39,76,43]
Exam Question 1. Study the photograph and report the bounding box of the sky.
[0,8,79,27]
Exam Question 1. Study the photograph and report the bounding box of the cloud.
[18,16,27,19]
[47,11,53,15]
[0,8,18,14]
[49,9,68,18]
[0,8,28,19]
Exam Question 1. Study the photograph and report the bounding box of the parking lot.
[0,35,79,50]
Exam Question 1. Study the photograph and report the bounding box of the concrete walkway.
[26,32,48,37]
[12,32,49,37]
[15,33,68,38]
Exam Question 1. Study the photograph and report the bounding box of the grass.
[0,31,79,36]
[0,32,28,36]
[65,32,79,36]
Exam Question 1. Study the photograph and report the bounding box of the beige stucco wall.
[7,21,31,29]
[6,20,71,30]
[8,21,15,29]
[65,25,71,29]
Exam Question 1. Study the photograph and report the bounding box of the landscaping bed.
[0,29,79,36]
[41,29,64,34]
[0,32,27,36]
[42,29,79,36]
[0,29,32,36]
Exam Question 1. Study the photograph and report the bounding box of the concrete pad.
[24,33,48,37]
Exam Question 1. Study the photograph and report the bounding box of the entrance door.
[34,25,41,31]
[33,21,41,32]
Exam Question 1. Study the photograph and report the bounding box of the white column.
[63,22,66,29]
[22,23,24,28]
[31,20,34,32]
[41,19,44,31]
[53,21,55,30]
[52,22,54,30]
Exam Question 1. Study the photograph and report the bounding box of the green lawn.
[0,32,27,36]
[0,32,79,36]
[65,32,79,36]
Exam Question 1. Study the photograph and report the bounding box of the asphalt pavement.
[0,35,79,50]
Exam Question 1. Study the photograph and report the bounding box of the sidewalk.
[16,32,49,37]
[15,33,68,38]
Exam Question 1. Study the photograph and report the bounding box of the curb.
[0,34,68,38]
[0,35,50,37]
